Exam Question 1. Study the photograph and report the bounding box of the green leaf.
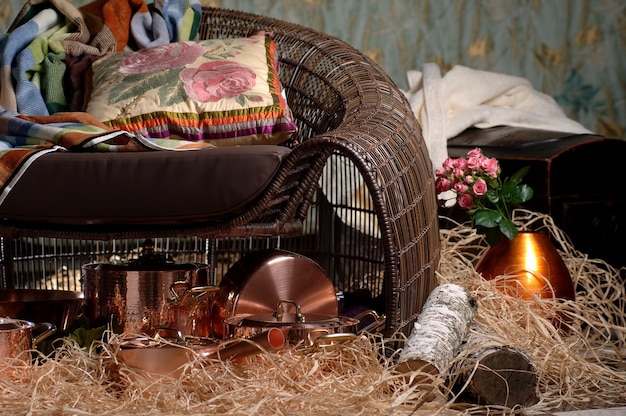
[500,181,516,202]
[509,166,530,185]
[109,70,182,104]
[498,219,519,240]
[235,94,246,107]
[517,184,534,203]
[473,210,502,228]
[158,79,187,107]
[484,227,504,246]
[485,189,500,204]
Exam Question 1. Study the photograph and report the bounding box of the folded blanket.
[1,0,201,115]
[0,106,215,204]
[402,63,593,170]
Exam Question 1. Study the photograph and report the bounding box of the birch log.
[395,283,477,376]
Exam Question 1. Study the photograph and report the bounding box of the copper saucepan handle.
[211,328,285,361]
[32,322,57,346]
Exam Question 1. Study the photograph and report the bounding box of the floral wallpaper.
[2,0,625,138]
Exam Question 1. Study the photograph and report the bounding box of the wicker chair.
[0,7,440,337]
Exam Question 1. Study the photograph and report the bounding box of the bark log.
[395,283,477,376]
[450,341,539,407]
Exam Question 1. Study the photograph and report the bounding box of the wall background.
[2,0,625,138]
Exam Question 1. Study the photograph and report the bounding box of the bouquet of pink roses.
[435,148,534,245]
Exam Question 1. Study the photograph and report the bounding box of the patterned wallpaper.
[2,0,625,138]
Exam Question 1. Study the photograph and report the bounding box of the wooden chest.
[447,127,626,268]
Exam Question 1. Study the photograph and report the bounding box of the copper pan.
[223,300,384,347]
[0,289,83,331]
[115,328,285,378]
[211,249,338,339]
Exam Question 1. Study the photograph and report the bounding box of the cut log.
[395,283,477,376]
[451,343,539,407]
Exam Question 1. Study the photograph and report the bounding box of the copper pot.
[0,318,56,364]
[211,249,338,340]
[476,231,576,330]
[82,239,209,335]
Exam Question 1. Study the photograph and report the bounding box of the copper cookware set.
[2,244,384,375]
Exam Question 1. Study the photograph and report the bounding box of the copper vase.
[476,231,575,320]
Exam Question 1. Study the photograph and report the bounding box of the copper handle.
[273,300,304,323]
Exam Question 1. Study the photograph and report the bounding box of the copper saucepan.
[224,300,381,347]
[0,289,83,332]
[161,283,220,338]
[0,318,56,364]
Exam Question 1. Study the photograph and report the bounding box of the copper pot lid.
[213,249,338,319]
[85,239,201,271]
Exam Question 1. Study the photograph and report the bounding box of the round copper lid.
[211,250,338,338]
[88,239,200,271]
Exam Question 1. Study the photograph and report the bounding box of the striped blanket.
[1,0,202,115]
[0,0,212,205]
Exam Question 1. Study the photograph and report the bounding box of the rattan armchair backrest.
[197,7,441,336]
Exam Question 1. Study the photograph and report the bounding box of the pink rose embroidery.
[119,42,205,74]
[180,61,256,102]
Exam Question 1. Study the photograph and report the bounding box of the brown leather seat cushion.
[0,145,290,225]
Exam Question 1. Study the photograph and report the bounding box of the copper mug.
[0,317,56,364]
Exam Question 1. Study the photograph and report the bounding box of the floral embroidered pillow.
[85,35,297,147]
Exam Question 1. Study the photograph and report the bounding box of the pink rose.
[467,156,481,171]
[472,178,488,196]
[454,182,468,193]
[452,157,468,172]
[442,157,455,172]
[481,157,500,175]
[180,61,256,102]
[435,177,452,193]
[457,193,474,209]
[467,148,483,158]
[119,41,205,74]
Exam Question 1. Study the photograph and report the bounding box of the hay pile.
[0,210,624,415]
[438,210,626,412]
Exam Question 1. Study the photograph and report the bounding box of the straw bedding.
[0,210,624,415]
